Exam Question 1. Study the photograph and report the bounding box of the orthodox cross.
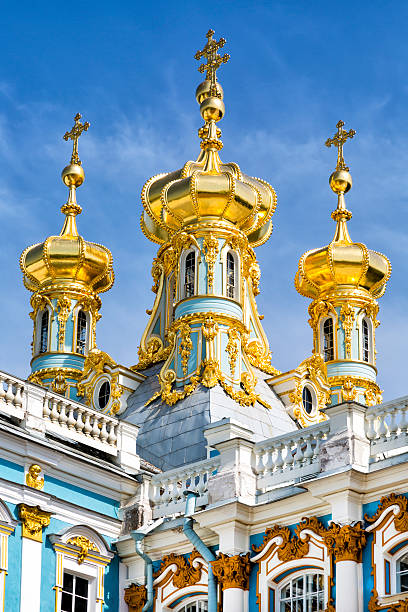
[195,29,230,96]
[63,113,90,165]
[325,120,356,171]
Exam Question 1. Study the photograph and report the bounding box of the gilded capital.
[124,584,147,611]
[327,522,366,562]
[18,504,51,542]
[211,552,251,591]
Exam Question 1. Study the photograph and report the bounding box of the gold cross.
[63,113,90,165]
[194,29,230,96]
[325,120,356,171]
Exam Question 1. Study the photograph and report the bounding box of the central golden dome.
[141,30,277,247]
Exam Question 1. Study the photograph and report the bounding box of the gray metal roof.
[122,365,296,471]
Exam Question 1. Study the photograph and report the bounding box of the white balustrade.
[366,397,408,459]
[151,456,220,518]
[253,421,330,492]
[42,391,118,455]
[0,372,25,419]
[0,369,124,458]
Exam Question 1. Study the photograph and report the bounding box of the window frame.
[36,307,52,355]
[359,315,373,364]
[222,249,240,301]
[278,571,325,612]
[50,525,113,612]
[320,316,335,362]
[174,599,208,612]
[61,569,92,612]
[75,309,88,356]
[180,248,198,300]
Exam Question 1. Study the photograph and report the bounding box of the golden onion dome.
[20,114,114,297]
[140,30,277,248]
[295,121,391,301]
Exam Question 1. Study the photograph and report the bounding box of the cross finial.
[325,120,356,171]
[194,29,230,96]
[63,113,90,166]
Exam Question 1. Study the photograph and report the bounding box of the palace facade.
[0,30,405,612]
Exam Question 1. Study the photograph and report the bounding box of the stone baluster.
[50,398,60,423]
[0,375,6,402]
[75,407,85,434]
[66,404,76,430]
[58,402,68,428]
[107,421,117,446]
[14,384,23,409]
[83,412,92,437]
[5,379,14,405]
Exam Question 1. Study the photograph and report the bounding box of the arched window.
[39,310,49,354]
[397,553,408,593]
[280,573,324,611]
[177,601,208,612]
[362,318,370,363]
[323,318,334,362]
[76,310,87,355]
[302,386,313,414]
[184,251,195,298]
[226,251,236,299]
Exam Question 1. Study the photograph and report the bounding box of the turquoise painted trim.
[269,587,275,612]
[3,501,21,612]
[65,311,75,352]
[175,296,242,320]
[40,517,67,612]
[44,475,120,519]
[32,352,85,372]
[274,565,318,583]
[389,540,408,555]
[326,361,376,381]
[0,457,24,484]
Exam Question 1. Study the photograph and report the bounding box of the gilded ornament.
[201,315,219,342]
[211,552,251,591]
[154,551,204,588]
[151,258,163,294]
[308,299,335,332]
[252,524,310,561]
[67,535,98,564]
[124,584,147,612]
[51,371,68,395]
[365,493,408,532]
[18,504,51,542]
[178,322,193,376]
[244,340,281,376]
[341,377,357,402]
[340,303,355,359]
[248,261,261,295]
[226,325,240,377]
[57,296,71,350]
[202,359,221,388]
[328,376,382,406]
[202,235,219,292]
[325,522,366,562]
[28,367,80,388]
[26,464,44,490]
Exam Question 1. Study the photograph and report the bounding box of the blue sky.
[1,1,408,400]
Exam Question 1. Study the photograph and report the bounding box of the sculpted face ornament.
[26,464,44,490]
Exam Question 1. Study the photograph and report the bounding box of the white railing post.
[204,418,256,506]
[115,421,140,474]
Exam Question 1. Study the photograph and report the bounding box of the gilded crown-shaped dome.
[295,121,391,300]
[141,30,277,248]
[20,114,114,297]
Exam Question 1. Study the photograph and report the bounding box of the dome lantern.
[295,121,391,408]
[20,114,114,398]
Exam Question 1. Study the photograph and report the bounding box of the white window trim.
[319,316,336,362]
[50,525,114,612]
[35,305,53,355]
[358,314,374,364]
[222,249,240,301]
[174,598,208,612]
[93,375,112,413]
[153,554,208,612]
[278,570,325,611]
[0,499,17,612]
[179,247,199,300]
[251,525,331,612]
[72,305,91,356]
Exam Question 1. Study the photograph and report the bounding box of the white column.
[223,588,245,611]
[336,560,361,612]
[20,538,42,612]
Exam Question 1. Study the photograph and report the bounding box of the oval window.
[98,381,110,410]
[302,386,313,414]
